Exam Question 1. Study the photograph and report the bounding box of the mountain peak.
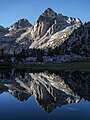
[44,8,54,12]
[18,18,29,23]
[9,18,32,31]
[43,8,57,17]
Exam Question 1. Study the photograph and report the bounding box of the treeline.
[0,49,11,63]
[0,47,63,63]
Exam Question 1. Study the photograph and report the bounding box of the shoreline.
[0,62,90,72]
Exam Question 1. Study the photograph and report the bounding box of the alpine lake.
[0,62,90,120]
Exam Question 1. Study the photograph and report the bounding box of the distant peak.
[9,18,33,31]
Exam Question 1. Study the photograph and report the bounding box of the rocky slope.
[0,19,33,54]
[58,22,90,57]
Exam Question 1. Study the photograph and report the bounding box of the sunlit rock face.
[30,8,81,49]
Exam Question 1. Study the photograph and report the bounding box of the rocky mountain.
[0,19,33,54]
[1,8,90,62]
[0,8,82,55]
[29,8,81,49]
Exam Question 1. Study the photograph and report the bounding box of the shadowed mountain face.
[0,69,90,112]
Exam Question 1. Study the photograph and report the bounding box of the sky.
[0,0,90,27]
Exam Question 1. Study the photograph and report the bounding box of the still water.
[0,69,90,120]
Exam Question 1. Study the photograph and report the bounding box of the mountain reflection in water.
[0,69,90,120]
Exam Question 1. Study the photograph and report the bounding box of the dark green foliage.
[0,49,11,63]
[36,55,43,62]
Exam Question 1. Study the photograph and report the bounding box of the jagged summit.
[43,8,57,17]
[44,8,54,12]
[29,8,82,48]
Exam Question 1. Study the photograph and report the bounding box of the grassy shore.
[0,61,90,71]
[11,62,90,72]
